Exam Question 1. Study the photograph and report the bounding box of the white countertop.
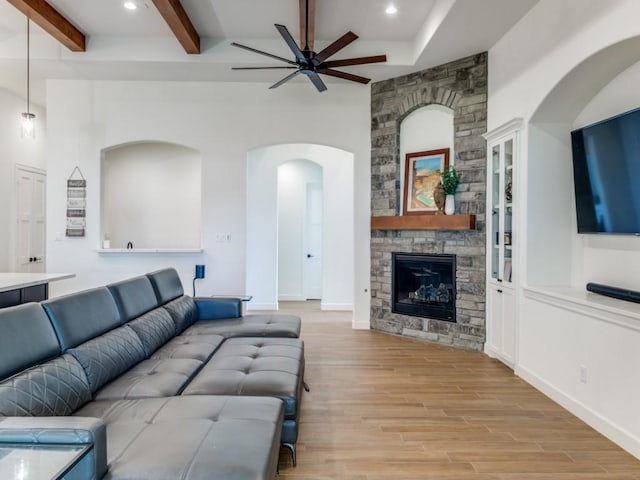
[0,273,75,293]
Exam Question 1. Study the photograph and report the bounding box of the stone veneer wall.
[370,53,487,351]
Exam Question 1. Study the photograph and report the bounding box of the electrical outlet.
[580,365,587,384]
[215,233,231,243]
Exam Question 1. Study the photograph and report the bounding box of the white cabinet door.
[501,287,516,365]
[487,283,516,368]
[487,284,504,354]
[15,167,46,273]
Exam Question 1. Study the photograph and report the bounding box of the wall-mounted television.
[570,107,640,234]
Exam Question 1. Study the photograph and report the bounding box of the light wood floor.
[272,302,640,479]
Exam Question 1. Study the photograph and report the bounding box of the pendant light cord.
[26,16,30,115]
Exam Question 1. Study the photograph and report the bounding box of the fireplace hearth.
[392,253,456,322]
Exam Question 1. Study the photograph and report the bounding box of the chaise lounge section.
[0,268,305,479]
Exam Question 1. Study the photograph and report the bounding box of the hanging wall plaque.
[66,166,86,237]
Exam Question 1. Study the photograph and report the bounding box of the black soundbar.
[586,283,640,304]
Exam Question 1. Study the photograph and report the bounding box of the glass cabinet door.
[503,139,513,284]
[491,144,500,280]
[489,135,515,284]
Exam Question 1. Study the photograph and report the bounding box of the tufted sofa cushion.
[127,308,177,356]
[163,295,198,334]
[93,358,202,400]
[151,334,225,362]
[108,275,159,322]
[182,337,304,420]
[74,396,283,480]
[0,354,92,417]
[184,314,302,338]
[42,287,123,351]
[69,325,146,393]
[0,303,61,381]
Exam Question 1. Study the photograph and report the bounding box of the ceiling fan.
[231,0,387,92]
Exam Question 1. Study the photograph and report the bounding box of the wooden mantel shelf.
[371,214,476,231]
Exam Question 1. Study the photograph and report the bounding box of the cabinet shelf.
[371,214,476,230]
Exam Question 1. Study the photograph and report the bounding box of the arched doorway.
[246,143,354,315]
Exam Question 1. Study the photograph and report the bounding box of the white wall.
[102,142,201,249]
[488,0,640,458]
[247,144,354,313]
[277,160,322,301]
[45,80,370,327]
[0,88,46,271]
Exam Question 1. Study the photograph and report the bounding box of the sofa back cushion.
[69,326,146,393]
[0,354,92,416]
[163,296,198,334]
[42,287,123,351]
[108,276,160,322]
[146,268,184,305]
[0,303,61,381]
[127,308,177,356]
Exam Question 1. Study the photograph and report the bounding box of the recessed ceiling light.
[123,1,137,10]
[385,4,398,15]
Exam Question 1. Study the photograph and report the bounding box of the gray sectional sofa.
[0,268,305,479]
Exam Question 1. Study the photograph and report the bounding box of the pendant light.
[21,17,35,140]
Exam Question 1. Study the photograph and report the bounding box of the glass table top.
[0,444,90,480]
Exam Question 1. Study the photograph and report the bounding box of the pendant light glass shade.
[21,17,35,140]
[21,112,35,139]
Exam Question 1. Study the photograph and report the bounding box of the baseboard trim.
[320,302,353,311]
[247,302,277,311]
[278,295,306,302]
[352,320,370,330]
[516,364,640,459]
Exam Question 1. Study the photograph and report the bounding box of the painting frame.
[403,148,450,215]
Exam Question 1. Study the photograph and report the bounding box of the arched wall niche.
[525,35,640,288]
[393,88,459,214]
[100,140,202,250]
[399,104,455,213]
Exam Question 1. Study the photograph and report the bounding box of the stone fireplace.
[370,53,487,351]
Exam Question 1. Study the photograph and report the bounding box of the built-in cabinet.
[484,119,522,368]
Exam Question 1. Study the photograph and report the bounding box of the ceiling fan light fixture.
[385,4,398,15]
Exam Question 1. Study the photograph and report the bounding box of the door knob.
[307,254,313,258]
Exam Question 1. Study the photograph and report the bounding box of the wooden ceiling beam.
[7,0,86,52]
[152,0,200,54]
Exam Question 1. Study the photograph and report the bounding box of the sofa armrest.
[194,297,242,320]
[0,416,107,480]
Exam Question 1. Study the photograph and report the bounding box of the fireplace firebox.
[392,253,456,322]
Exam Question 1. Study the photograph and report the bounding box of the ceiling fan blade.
[275,24,306,63]
[232,66,298,70]
[231,42,296,65]
[299,0,315,51]
[319,68,371,85]
[307,71,328,92]
[313,31,358,65]
[270,70,302,89]
[321,54,387,68]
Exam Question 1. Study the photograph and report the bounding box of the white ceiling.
[0,0,539,105]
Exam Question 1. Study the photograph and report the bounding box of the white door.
[303,182,322,299]
[16,167,46,273]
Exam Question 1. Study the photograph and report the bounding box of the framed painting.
[403,148,449,215]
